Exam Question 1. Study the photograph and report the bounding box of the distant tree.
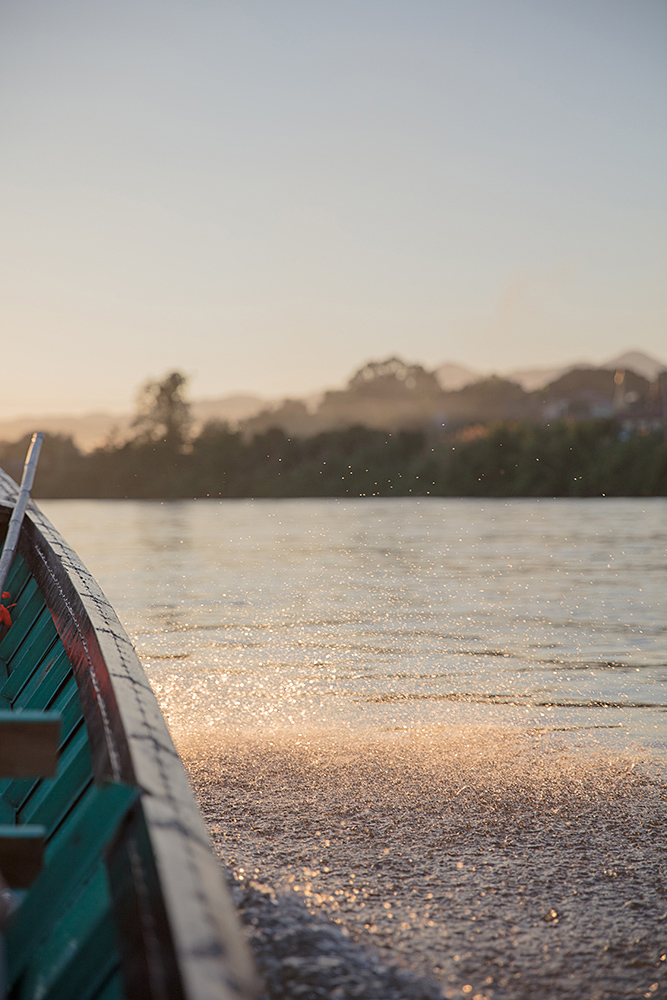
[441,376,532,426]
[347,356,441,397]
[316,356,445,432]
[536,367,651,419]
[132,371,192,451]
[242,399,315,439]
[0,432,84,498]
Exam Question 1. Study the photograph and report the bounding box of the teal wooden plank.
[0,554,31,609]
[5,603,57,668]
[93,971,126,1000]
[44,780,97,859]
[12,645,72,711]
[1,571,39,622]
[0,791,15,823]
[44,682,81,747]
[0,579,46,661]
[19,864,121,1000]
[2,774,37,813]
[6,781,138,988]
[44,914,122,1000]
[3,689,82,811]
[19,726,92,833]
[39,889,121,1000]
[2,608,59,700]
[4,684,82,810]
[0,554,32,686]
[19,863,109,995]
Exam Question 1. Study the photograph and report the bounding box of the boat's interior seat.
[0,711,60,779]
[0,711,60,889]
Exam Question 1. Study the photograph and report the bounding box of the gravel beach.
[180,728,667,1000]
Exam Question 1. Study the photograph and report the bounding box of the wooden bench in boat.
[0,710,61,888]
[0,711,60,778]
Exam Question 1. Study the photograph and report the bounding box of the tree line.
[0,420,665,500]
[1,373,665,498]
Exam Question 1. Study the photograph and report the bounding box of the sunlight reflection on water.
[40,497,666,760]
[39,497,667,997]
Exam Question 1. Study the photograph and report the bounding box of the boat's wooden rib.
[0,470,257,1000]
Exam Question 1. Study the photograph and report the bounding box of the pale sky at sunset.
[1,0,665,417]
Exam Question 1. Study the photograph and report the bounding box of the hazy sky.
[1,0,665,416]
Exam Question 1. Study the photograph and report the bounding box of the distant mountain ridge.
[435,349,666,392]
[1,349,664,450]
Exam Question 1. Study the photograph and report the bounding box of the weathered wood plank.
[0,578,45,660]
[6,782,137,989]
[1,607,60,701]
[0,710,60,777]
[2,687,82,812]
[10,645,72,712]
[0,823,45,887]
[19,725,91,832]
[20,865,121,1000]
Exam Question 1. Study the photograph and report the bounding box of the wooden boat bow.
[0,469,258,1000]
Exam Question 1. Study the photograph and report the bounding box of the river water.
[40,497,666,755]
[41,498,667,999]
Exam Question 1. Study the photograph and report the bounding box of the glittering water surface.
[41,497,666,757]
[39,497,667,998]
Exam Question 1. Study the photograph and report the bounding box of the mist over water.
[40,498,667,998]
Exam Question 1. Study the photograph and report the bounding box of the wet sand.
[180,728,667,1000]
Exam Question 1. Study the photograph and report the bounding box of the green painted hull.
[0,472,256,1000]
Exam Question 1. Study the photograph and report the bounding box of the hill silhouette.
[241,355,666,437]
[0,348,664,451]
[1,364,665,499]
